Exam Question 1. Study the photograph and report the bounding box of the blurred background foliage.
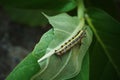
[0,0,120,26]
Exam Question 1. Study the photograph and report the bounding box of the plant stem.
[77,0,85,19]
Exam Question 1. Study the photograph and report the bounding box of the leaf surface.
[4,7,49,26]
[2,0,76,26]
[3,2,76,26]
[87,8,120,80]
[0,0,76,11]
[69,51,89,80]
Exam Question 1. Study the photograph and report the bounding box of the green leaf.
[2,0,77,26]
[6,29,54,80]
[86,8,120,80]
[0,0,76,12]
[31,13,93,80]
[4,7,61,26]
[4,8,77,27]
[3,0,76,26]
[4,7,48,26]
[6,13,93,80]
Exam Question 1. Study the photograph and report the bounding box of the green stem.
[77,0,85,19]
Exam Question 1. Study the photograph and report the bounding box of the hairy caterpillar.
[55,30,86,55]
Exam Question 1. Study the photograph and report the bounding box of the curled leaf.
[32,13,93,80]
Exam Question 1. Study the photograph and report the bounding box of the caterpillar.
[55,30,86,56]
